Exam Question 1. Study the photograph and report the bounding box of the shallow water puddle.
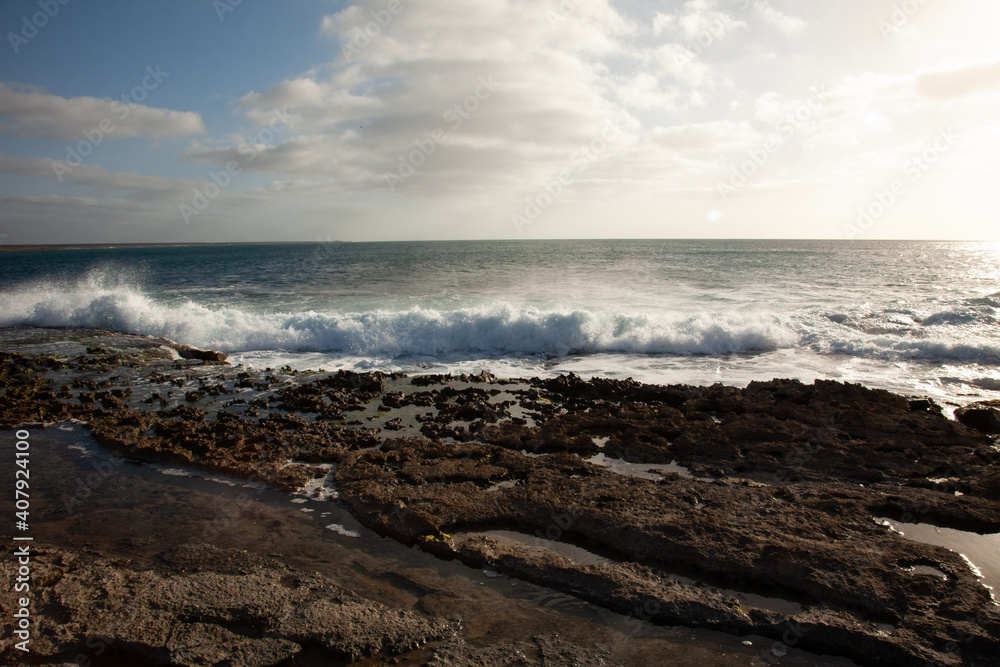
[663,571,804,617]
[586,452,695,480]
[876,517,1000,596]
[485,480,518,492]
[903,565,948,579]
[733,591,803,616]
[457,530,804,616]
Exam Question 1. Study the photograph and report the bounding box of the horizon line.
[3,238,998,253]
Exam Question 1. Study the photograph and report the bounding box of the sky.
[0,0,998,244]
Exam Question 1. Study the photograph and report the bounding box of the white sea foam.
[325,524,360,538]
[0,273,800,356]
[1,271,998,368]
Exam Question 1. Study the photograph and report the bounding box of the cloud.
[752,0,805,35]
[649,120,764,152]
[653,0,802,40]
[185,0,657,197]
[766,57,1000,158]
[0,82,205,140]
[5,0,994,243]
[184,1,1000,228]
[322,0,636,56]
[643,43,717,89]
[653,1,747,41]
[915,58,1000,99]
[616,72,681,110]
[0,154,197,202]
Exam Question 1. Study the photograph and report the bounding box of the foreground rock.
[336,439,1000,666]
[0,544,450,665]
[2,326,999,666]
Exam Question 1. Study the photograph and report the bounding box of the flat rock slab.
[0,543,450,666]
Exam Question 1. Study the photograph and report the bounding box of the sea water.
[1,239,999,408]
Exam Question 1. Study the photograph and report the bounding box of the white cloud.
[187,0,651,198]
[175,5,1000,238]
[0,82,205,141]
[4,1,1000,242]
[645,43,718,89]
[766,58,1000,158]
[0,154,198,202]
[616,72,680,110]
[649,120,763,152]
[752,0,805,35]
[653,1,746,41]
[915,58,1000,99]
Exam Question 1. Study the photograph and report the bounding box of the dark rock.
[176,346,228,363]
[955,400,1000,435]
[908,398,941,414]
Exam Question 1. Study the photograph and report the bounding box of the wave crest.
[3,275,998,365]
[0,276,797,357]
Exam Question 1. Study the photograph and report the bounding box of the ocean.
[2,239,999,408]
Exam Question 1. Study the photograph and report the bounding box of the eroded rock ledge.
[0,544,450,666]
[2,326,999,666]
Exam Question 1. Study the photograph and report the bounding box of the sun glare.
[946,3,1000,59]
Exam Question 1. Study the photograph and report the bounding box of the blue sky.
[1,0,999,243]
[0,1,335,178]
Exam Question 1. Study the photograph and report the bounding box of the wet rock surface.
[0,544,449,666]
[2,326,999,666]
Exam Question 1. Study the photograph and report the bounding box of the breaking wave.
[0,275,796,357]
[2,274,998,364]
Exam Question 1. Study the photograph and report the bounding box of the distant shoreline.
[0,241,329,253]
[0,238,984,252]
[0,239,985,253]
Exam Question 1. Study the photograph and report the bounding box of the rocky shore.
[1,326,998,666]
